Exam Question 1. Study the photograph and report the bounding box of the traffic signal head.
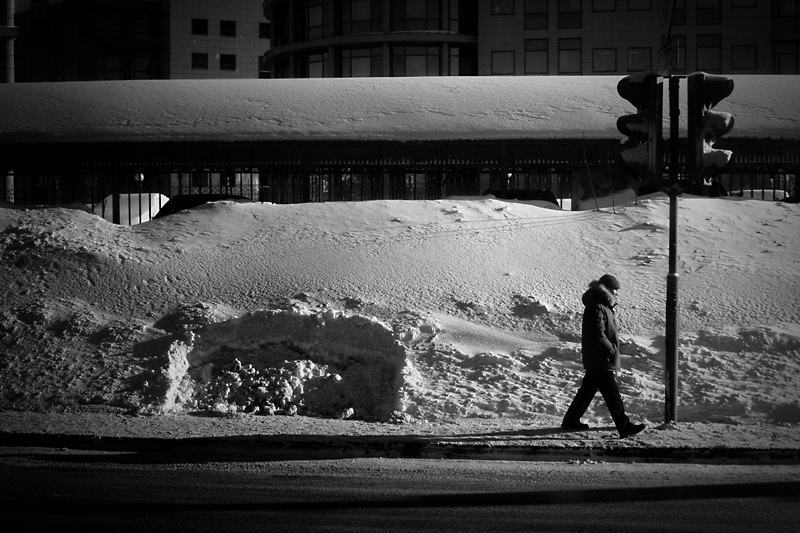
[702,109,734,143]
[695,73,734,110]
[615,73,662,184]
[687,72,735,181]
[617,72,653,112]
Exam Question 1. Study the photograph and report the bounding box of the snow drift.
[0,194,799,427]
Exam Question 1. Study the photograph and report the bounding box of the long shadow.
[3,429,800,465]
[0,423,604,459]
[436,426,613,441]
[5,482,800,515]
[0,430,474,463]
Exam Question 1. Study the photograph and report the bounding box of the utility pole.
[658,0,680,424]
[664,75,680,424]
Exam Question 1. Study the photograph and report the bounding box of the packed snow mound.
[137,303,418,422]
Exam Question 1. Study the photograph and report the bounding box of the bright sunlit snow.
[1,76,799,447]
[1,194,799,444]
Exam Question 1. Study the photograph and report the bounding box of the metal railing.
[3,139,798,224]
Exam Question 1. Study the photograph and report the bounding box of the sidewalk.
[1,411,799,464]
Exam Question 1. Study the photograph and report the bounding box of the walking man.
[562,274,646,438]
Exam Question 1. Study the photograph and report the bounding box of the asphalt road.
[1,450,798,532]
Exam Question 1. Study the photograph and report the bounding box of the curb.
[2,432,799,465]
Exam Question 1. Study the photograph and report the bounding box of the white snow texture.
[1,194,798,428]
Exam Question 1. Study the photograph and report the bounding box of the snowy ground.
[0,194,799,449]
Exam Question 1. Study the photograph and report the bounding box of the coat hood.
[582,280,617,309]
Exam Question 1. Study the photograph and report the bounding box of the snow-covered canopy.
[1,76,798,144]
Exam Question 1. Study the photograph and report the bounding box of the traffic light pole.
[664,75,681,424]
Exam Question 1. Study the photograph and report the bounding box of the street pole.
[664,75,680,424]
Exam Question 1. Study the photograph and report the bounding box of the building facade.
[12,0,269,82]
[263,0,478,77]
[261,0,800,78]
[168,0,269,79]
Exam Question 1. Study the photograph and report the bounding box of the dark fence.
[2,138,798,224]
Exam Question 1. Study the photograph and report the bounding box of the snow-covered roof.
[0,76,798,143]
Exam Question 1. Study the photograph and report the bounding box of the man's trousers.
[563,369,631,432]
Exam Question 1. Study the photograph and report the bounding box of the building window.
[593,48,617,72]
[774,43,799,74]
[192,18,208,36]
[774,0,800,32]
[304,51,328,77]
[627,47,651,71]
[525,39,548,74]
[451,45,477,75]
[558,38,582,74]
[491,0,514,15]
[220,54,236,71]
[273,6,291,46]
[392,0,440,30]
[132,51,158,80]
[220,20,236,37]
[449,46,460,75]
[491,50,515,74]
[731,45,757,70]
[133,12,161,40]
[593,0,616,11]
[341,47,383,77]
[449,0,462,32]
[104,15,124,40]
[524,0,548,30]
[259,22,271,39]
[696,0,721,25]
[732,0,756,6]
[697,34,721,72]
[306,0,326,40]
[100,52,123,80]
[32,0,47,24]
[392,46,440,76]
[673,35,687,73]
[558,0,582,29]
[341,0,383,34]
[672,0,686,25]
[191,53,208,70]
[627,0,651,11]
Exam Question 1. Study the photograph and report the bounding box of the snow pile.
[156,304,417,421]
[0,194,799,432]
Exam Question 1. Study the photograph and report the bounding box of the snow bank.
[1,194,799,430]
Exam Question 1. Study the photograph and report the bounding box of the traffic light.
[616,73,663,187]
[687,72,734,186]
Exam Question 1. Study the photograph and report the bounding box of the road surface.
[1,449,798,532]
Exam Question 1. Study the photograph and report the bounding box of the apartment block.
[12,0,269,82]
[261,0,799,77]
